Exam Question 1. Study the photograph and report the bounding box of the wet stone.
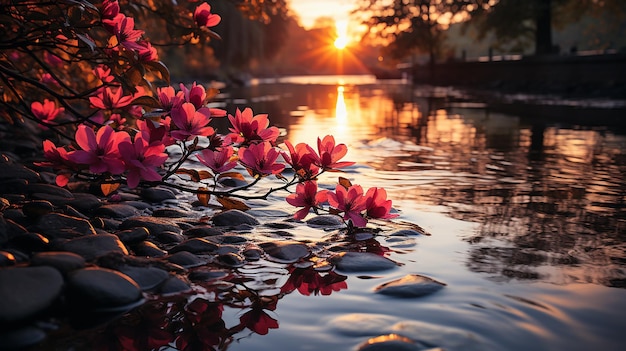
[306,214,344,228]
[0,197,9,211]
[169,238,218,254]
[158,276,191,296]
[119,216,181,235]
[3,249,29,264]
[357,334,422,351]
[388,229,427,237]
[331,252,397,272]
[118,265,169,291]
[8,232,50,252]
[210,234,247,244]
[0,266,64,324]
[22,200,54,218]
[215,252,245,268]
[188,268,229,282]
[212,209,260,226]
[391,320,485,351]
[66,267,142,309]
[166,251,208,268]
[374,274,446,298]
[95,204,141,219]
[60,234,129,261]
[4,218,28,239]
[63,205,89,220]
[35,213,96,237]
[246,209,291,218]
[65,193,102,213]
[183,225,223,238]
[152,208,188,218]
[140,187,176,203]
[0,326,47,350]
[31,251,86,274]
[132,241,167,258]
[154,230,185,244]
[264,221,296,230]
[122,200,153,210]
[28,183,73,198]
[242,246,263,261]
[328,313,398,337]
[0,164,40,182]
[217,244,239,254]
[114,227,149,245]
[259,241,310,263]
[0,251,16,266]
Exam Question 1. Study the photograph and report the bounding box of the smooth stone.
[328,313,398,337]
[0,251,16,266]
[158,276,192,296]
[35,213,96,237]
[242,246,262,261]
[7,232,50,252]
[209,234,247,244]
[182,225,223,238]
[246,209,291,218]
[118,265,169,291]
[152,208,188,218]
[4,218,28,239]
[60,234,129,261]
[0,164,39,182]
[331,252,397,272]
[0,326,47,350]
[391,320,486,351]
[114,227,149,245]
[374,274,446,298]
[22,200,54,218]
[306,214,344,227]
[154,231,185,244]
[65,193,102,212]
[212,209,260,226]
[188,269,229,282]
[166,251,208,268]
[121,200,152,210]
[264,222,296,230]
[0,266,64,323]
[169,238,218,254]
[119,216,181,235]
[28,183,73,198]
[259,241,310,263]
[66,267,142,309]
[384,236,417,249]
[132,241,167,257]
[31,251,86,274]
[389,229,426,237]
[63,205,89,220]
[215,252,245,267]
[95,204,141,219]
[140,187,176,203]
[357,334,422,351]
[216,244,239,254]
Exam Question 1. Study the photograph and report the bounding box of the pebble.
[95,204,141,219]
[388,229,427,237]
[152,208,188,218]
[390,320,486,351]
[114,227,149,245]
[212,209,260,226]
[119,216,181,235]
[169,238,218,254]
[331,252,397,272]
[0,164,40,182]
[59,234,129,261]
[131,241,168,257]
[0,251,16,266]
[22,200,54,218]
[166,251,208,268]
[242,245,263,261]
[158,276,192,296]
[65,193,102,212]
[31,251,86,274]
[215,252,245,267]
[35,213,97,237]
[140,187,176,203]
[153,230,185,244]
[28,183,73,198]
[7,232,50,252]
[259,241,310,263]
[0,266,64,323]
[118,265,169,291]
[0,179,29,195]
[66,267,142,310]
[356,334,422,351]
[183,225,223,238]
[328,313,398,337]
[374,274,446,298]
[306,214,344,228]
[188,268,229,282]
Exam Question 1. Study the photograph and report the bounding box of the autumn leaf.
[101,183,120,196]
[197,187,210,206]
[338,177,352,189]
[216,196,250,211]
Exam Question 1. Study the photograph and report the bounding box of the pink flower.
[169,102,214,141]
[35,140,75,186]
[31,99,64,126]
[283,140,320,179]
[112,15,144,50]
[108,113,126,130]
[315,135,355,171]
[137,118,174,146]
[228,108,279,145]
[137,40,158,62]
[101,0,119,20]
[119,134,167,188]
[196,147,237,174]
[327,184,367,227]
[364,187,399,220]
[94,65,115,83]
[157,86,183,111]
[68,124,130,174]
[179,82,206,110]
[238,142,285,177]
[40,73,60,86]
[286,181,327,220]
[90,86,134,110]
[194,3,221,28]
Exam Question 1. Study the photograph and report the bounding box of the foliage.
[0,0,399,231]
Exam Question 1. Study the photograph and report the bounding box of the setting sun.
[334,36,348,50]
[334,19,349,50]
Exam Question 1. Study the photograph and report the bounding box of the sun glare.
[334,19,349,50]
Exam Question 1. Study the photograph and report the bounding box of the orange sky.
[289,0,356,29]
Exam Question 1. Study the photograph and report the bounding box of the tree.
[468,0,626,55]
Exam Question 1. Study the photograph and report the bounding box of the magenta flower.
[94,64,115,83]
[119,134,167,188]
[316,135,355,170]
[137,118,174,147]
[286,181,328,220]
[194,3,221,28]
[228,108,279,145]
[364,187,399,220]
[170,102,214,141]
[157,86,184,111]
[196,147,237,174]
[283,140,320,179]
[90,87,134,110]
[68,124,130,174]
[327,184,367,227]
[179,82,206,110]
[238,142,285,177]
[101,0,120,20]
[136,40,158,62]
[35,140,75,187]
[31,99,64,126]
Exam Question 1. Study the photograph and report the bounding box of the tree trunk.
[534,0,553,55]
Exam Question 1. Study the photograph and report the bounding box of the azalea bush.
[0,0,398,229]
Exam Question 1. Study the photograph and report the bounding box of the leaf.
[338,177,352,189]
[144,61,171,84]
[329,208,342,216]
[216,196,250,211]
[101,183,120,196]
[205,87,219,100]
[217,172,246,182]
[176,168,201,182]
[198,170,213,180]
[197,187,210,206]
[131,95,162,109]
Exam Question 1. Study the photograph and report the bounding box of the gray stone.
[154,230,185,244]
[389,229,427,237]
[391,320,486,351]
[118,265,169,291]
[28,183,73,198]
[132,241,167,257]
[140,187,176,202]
[119,216,181,235]
[95,204,141,219]
[182,225,223,238]
[66,267,142,309]
[374,274,446,298]
[215,252,245,268]
[306,214,344,227]
[212,209,260,226]
[36,213,96,237]
[242,245,262,261]
[65,193,102,212]
[152,208,188,218]
[0,251,16,267]
[328,313,398,337]
[0,164,40,182]
[331,252,397,272]
[8,232,50,252]
[0,266,64,323]
[114,227,149,245]
[166,251,207,268]
[31,251,86,274]
[158,276,191,296]
[60,234,129,261]
[357,335,422,351]
[259,241,310,263]
[189,269,228,282]
[169,238,218,254]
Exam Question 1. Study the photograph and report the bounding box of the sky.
[289,0,356,29]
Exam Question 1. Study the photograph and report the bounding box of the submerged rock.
[331,252,397,272]
[305,214,344,228]
[118,265,169,291]
[66,267,142,310]
[328,313,398,337]
[374,274,446,298]
[259,241,310,263]
[212,209,260,226]
[357,334,422,351]
[119,216,181,235]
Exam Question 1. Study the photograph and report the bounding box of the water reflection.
[231,81,626,289]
